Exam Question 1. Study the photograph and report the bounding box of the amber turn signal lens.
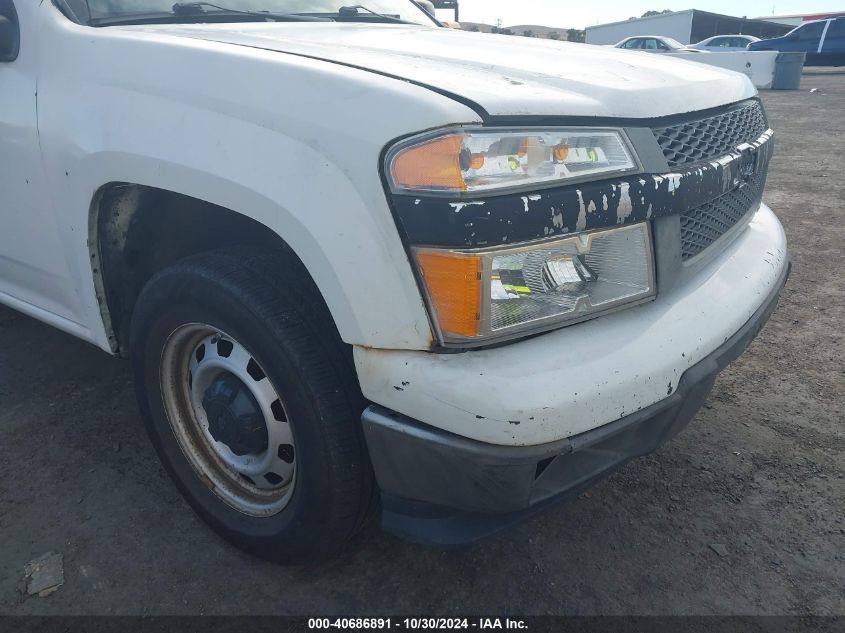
[387,129,637,193]
[553,144,569,162]
[390,134,466,191]
[414,250,482,338]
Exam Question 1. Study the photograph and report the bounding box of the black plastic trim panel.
[478,98,765,130]
[393,130,773,249]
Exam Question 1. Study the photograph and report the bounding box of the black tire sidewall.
[131,255,365,561]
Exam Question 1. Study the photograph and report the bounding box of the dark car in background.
[749,17,845,66]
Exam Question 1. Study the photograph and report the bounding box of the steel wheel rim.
[160,323,296,517]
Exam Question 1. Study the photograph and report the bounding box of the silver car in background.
[691,34,761,51]
[614,35,705,53]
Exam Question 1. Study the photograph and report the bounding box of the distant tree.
[641,9,673,17]
[523,30,534,37]
[548,30,562,40]
[500,28,515,35]
[567,28,585,42]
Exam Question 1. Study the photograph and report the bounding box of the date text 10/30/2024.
[308,618,529,630]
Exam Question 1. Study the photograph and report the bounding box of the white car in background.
[691,34,761,51]
[614,35,705,53]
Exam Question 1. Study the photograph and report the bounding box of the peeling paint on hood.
[118,23,757,119]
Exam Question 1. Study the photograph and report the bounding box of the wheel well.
[91,183,305,356]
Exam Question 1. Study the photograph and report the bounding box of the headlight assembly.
[414,223,655,345]
[387,128,639,194]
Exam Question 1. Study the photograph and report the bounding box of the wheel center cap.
[202,372,268,456]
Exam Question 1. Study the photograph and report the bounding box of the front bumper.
[363,254,790,545]
[354,203,788,446]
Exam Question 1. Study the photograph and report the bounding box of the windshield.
[662,37,685,49]
[60,0,437,25]
[784,21,824,38]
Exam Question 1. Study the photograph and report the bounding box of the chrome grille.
[680,172,765,261]
[654,101,768,168]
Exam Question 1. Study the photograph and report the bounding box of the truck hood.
[121,23,756,119]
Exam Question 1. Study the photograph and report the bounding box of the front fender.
[36,5,481,352]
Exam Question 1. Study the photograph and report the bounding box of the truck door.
[0,0,84,324]
[784,21,827,64]
[820,19,845,66]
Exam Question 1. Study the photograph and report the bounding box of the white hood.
[122,23,757,119]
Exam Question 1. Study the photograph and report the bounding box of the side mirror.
[0,15,19,62]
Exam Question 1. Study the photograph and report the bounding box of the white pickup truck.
[0,0,789,562]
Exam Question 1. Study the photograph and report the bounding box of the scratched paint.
[449,200,485,213]
[393,130,773,248]
[520,194,542,212]
[617,183,633,224]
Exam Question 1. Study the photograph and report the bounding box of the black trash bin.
[772,52,806,90]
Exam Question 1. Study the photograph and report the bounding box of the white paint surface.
[119,22,756,119]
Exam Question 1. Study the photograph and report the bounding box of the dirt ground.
[1,70,843,617]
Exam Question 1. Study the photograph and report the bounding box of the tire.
[130,246,375,564]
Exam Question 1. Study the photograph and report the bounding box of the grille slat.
[654,101,768,168]
[679,172,765,260]
[653,100,770,260]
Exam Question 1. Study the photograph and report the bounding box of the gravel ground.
[1,70,843,617]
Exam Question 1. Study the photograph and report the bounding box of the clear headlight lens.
[388,128,639,194]
[414,223,655,344]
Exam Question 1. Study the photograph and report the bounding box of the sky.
[434,1,845,29]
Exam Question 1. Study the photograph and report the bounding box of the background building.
[585,9,792,46]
